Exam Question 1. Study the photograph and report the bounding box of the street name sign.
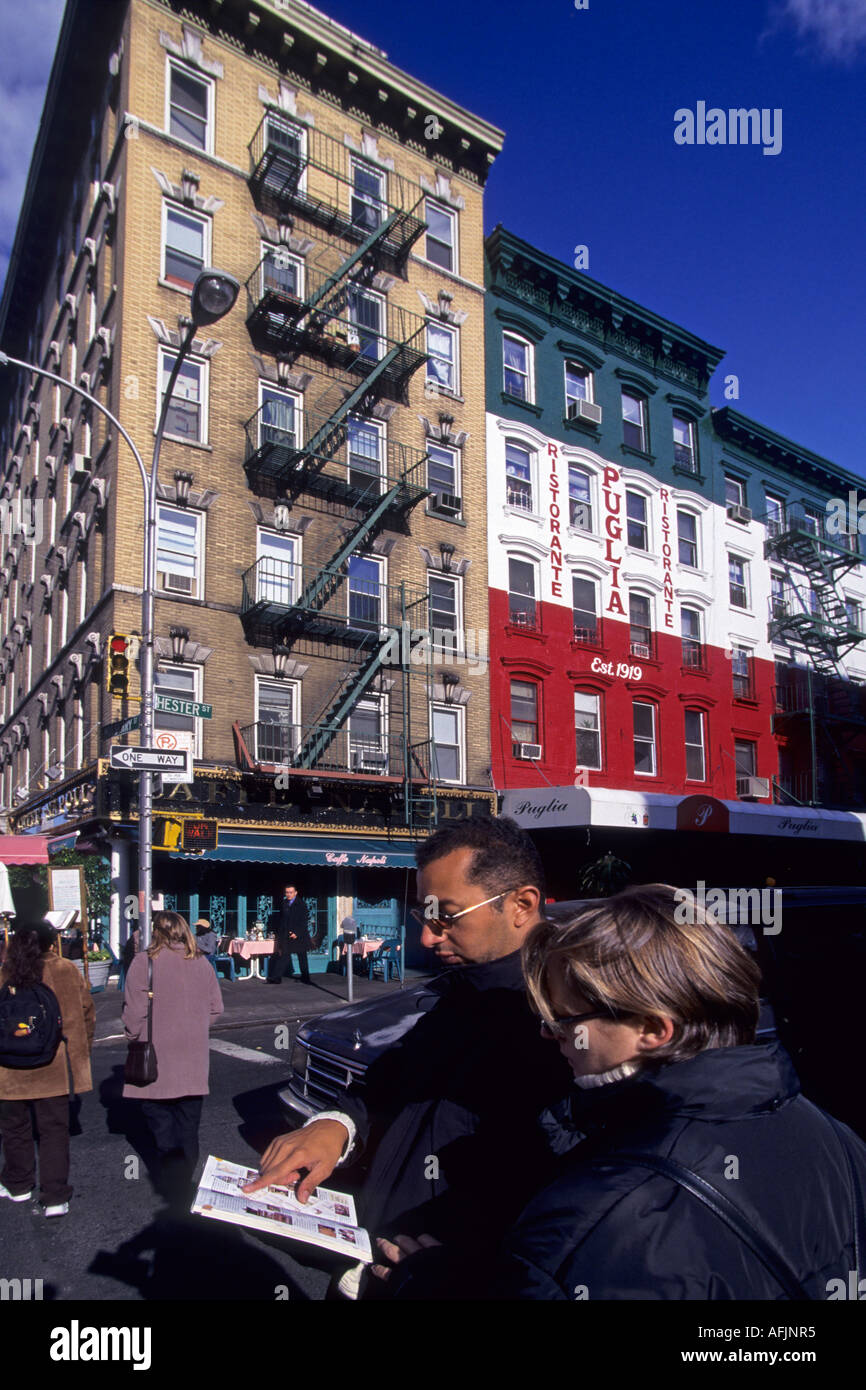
[109,746,189,772]
[155,695,213,719]
[104,713,141,739]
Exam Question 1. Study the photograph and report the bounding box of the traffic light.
[152,816,183,851]
[107,633,130,698]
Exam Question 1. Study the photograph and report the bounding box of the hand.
[370,1233,442,1282]
[289,933,297,939]
[241,1120,349,1203]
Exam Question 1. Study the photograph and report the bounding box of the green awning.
[177,831,419,868]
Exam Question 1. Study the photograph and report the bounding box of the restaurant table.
[339,935,386,960]
[228,937,275,980]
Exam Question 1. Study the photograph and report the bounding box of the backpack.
[0,981,64,1069]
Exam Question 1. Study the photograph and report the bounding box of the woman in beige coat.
[0,922,94,1216]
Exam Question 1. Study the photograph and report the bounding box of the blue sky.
[1,0,864,474]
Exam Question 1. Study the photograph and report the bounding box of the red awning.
[0,835,50,864]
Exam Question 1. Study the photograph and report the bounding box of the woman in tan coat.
[0,922,94,1216]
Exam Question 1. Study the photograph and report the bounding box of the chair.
[368,938,402,983]
[213,936,236,982]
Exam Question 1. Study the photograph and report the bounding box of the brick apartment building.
[0,0,500,961]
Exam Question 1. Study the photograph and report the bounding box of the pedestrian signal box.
[152,816,183,851]
[107,633,130,698]
[183,819,218,852]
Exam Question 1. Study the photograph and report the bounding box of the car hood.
[298,980,440,1053]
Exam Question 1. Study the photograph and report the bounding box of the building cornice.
[712,407,861,496]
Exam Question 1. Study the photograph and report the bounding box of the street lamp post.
[0,267,238,948]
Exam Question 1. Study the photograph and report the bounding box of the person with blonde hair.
[122,911,223,1202]
[375,884,866,1300]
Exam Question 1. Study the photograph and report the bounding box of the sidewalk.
[92,967,427,1043]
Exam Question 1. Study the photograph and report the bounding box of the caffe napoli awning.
[177,831,420,868]
[0,834,51,864]
[502,787,866,842]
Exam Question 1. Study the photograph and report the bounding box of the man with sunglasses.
[243,817,571,1298]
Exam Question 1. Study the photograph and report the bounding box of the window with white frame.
[348,554,384,630]
[724,474,746,508]
[765,494,786,538]
[734,738,757,795]
[681,606,703,669]
[429,574,462,650]
[731,645,754,699]
[256,528,297,606]
[426,321,458,391]
[349,696,387,770]
[629,591,652,658]
[350,159,385,233]
[155,662,202,756]
[167,61,212,152]
[265,112,306,183]
[728,554,749,609]
[568,464,592,530]
[255,676,298,764]
[770,571,787,620]
[431,704,463,783]
[622,390,647,451]
[510,678,539,752]
[633,700,657,776]
[260,243,303,300]
[802,505,822,538]
[565,361,592,410]
[424,200,456,272]
[575,689,602,770]
[159,350,207,443]
[677,509,698,567]
[502,333,533,402]
[673,414,697,472]
[426,442,459,501]
[684,709,706,780]
[157,504,203,597]
[348,287,384,361]
[347,417,383,493]
[259,382,300,451]
[163,204,209,290]
[508,556,537,629]
[505,440,533,511]
[626,490,649,549]
[845,597,863,632]
[572,575,598,644]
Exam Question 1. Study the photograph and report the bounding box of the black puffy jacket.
[390,1042,866,1300]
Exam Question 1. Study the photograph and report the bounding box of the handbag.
[124,955,158,1087]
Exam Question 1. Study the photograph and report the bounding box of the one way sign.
[110,745,189,773]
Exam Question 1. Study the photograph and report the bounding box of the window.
[260,244,303,299]
[265,112,305,179]
[572,576,598,644]
[568,465,592,530]
[673,414,697,472]
[505,441,533,511]
[575,690,602,770]
[259,383,299,450]
[724,475,745,508]
[732,645,754,699]
[808,586,821,618]
[350,159,385,233]
[256,529,297,606]
[255,678,297,763]
[845,598,862,632]
[681,606,703,669]
[802,506,822,538]
[429,574,460,643]
[426,321,457,391]
[427,443,459,498]
[765,495,785,538]
[348,288,384,361]
[431,705,463,782]
[565,361,592,408]
[502,334,532,402]
[626,490,648,549]
[156,504,202,596]
[508,557,537,630]
[684,709,705,781]
[728,556,749,609]
[510,679,538,750]
[629,592,652,658]
[424,200,456,271]
[348,554,383,629]
[159,351,206,443]
[677,510,698,567]
[633,701,657,776]
[349,697,386,769]
[622,390,646,451]
[155,663,201,756]
[167,62,211,151]
[734,739,757,795]
[163,204,208,289]
[770,571,787,620]
[347,418,383,493]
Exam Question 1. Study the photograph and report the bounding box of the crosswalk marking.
[209,1038,285,1066]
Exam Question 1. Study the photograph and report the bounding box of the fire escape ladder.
[301,212,403,322]
[293,643,389,768]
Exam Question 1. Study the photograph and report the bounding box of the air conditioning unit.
[351,748,388,772]
[163,573,194,594]
[431,492,461,516]
[736,776,770,800]
[518,743,542,761]
[567,399,602,425]
[630,642,651,659]
[727,504,752,524]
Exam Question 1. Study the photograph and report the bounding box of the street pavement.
[0,969,421,1302]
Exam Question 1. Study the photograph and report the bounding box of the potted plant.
[74,945,112,991]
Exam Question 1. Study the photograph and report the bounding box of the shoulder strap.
[145,955,154,1045]
[609,1150,812,1301]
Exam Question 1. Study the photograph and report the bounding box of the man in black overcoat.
[267,884,311,983]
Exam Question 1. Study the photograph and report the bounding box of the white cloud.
[769,0,866,62]
[0,0,66,287]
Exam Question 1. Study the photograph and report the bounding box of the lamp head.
[190,269,240,327]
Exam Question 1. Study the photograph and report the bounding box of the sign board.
[104,713,141,739]
[109,745,189,772]
[152,729,195,784]
[155,694,213,719]
[182,819,218,852]
[47,865,86,917]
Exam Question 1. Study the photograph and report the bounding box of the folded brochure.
[191,1155,374,1263]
